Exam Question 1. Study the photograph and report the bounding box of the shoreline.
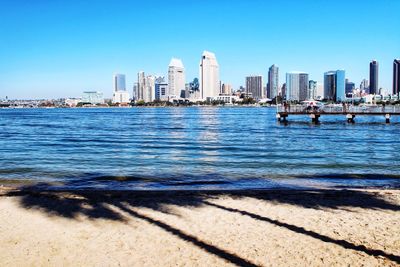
[1,187,399,266]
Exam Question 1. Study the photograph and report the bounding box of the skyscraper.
[324,70,345,101]
[144,75,155,102]
[281,83,286,99]
[112,74,129,103]
[369,60,379,94]
[138,71,146,101]
[113,74,126,92]
[393,59,400,95]
[308,80,317,100]
[345,79,355,95]
[246,76,264,99]
[286,72,309,101]
[360,79,369,93]
[267,65,279,99]
[168,58,185,98]
[199,51,220,100]
[132,83,139,101]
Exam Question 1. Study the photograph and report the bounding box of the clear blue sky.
[0,0,399,99]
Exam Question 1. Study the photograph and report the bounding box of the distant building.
[187,78,200,100]
[155,83,168,101]
[144,75,155,102]
[155,76,168,101]
[369,60,379,94]
[132,83,139,100]
[360,79,369,94]
[113,91,130,103]
[65,98,81,107]
[286,72,308,101]
[82,91,104,104]
[393,59,400,95]
[316,82,324,100]
[345,79,355,95]
[267,64,279,99]
[199,51,220,99]
[113,74,126,92]
[168,58,185,99]
[324,70,345,101]
[281,83,286,98]
[137,71,146,101]
[246,75,264,100]
[221,83,232,95]
[112,74,130,103]
[308,80,317,100]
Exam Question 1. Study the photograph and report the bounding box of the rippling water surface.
[1,107,399,190]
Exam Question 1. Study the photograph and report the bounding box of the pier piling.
[346,114,355,123]
[385,114,391,123]
[310,114,320,124]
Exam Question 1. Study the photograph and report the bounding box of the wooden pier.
[276,105,400,123]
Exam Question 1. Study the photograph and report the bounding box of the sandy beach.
[0,187,399,266]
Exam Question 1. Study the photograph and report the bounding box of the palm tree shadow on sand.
[3,183,400,266]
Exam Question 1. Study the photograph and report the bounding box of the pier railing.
[277,105,400,114]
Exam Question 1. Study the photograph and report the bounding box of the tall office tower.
[267,64,279,99]
[360,79,369,93]
[317,83,324,99]
[245,75,264,99]
[112,74,129,103]
[113,74,126,92]
[286,72,309,101]
[345,79,355,95]
[132,83,139,100]
[369,60,379,94]
[281,83,286,98]
[323,70,346,101]
[199,51,220,100]
[138,71,146,100]
[168,58,185,98]
[144,75,155,102]
[308,80,317,99]
[393,59,400,95]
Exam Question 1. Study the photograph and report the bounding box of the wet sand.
[0,187,399,266]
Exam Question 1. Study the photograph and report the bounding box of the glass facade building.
[113,74,126,92]
[267,64,279,99]
[369,60,378,95]
[345,80,355,95]
[324,70,345,101]
[393,59,400,95]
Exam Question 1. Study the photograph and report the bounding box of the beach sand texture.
[0,188,399,266]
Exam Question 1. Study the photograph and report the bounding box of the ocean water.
[0,107,399,190]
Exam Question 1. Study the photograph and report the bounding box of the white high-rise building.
[168,58,185,99]
[199,51,220,100]
[144,75,155,102]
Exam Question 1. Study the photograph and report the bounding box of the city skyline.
[0,1,399,99]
